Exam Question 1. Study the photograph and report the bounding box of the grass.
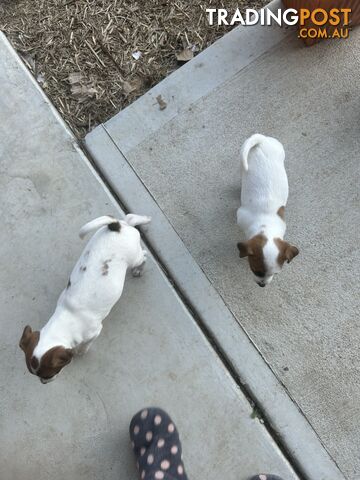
[0,0,267,137]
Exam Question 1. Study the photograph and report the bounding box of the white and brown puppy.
[19,214,151,383]
[236,134,299,287]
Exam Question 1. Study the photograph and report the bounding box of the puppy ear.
[19,325,33,352]
[237,242,253,258]
[50,347,73,368]
[285,244,299,263]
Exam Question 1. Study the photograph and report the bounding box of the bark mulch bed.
[0,0,267,137]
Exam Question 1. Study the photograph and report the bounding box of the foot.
[132,261,146,277]
[74,340,93,356]
[249,475,284,480]
[132,251,147,277]
[130,407,188,480]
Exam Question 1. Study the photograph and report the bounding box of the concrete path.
[85,2,359,479]
[0,32,300,480]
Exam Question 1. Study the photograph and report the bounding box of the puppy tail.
[240,133,267,171]
[79,216,121,239]
[124,214,152,227]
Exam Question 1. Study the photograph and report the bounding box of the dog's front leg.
[76,340,94,356]
[236,207,247,231]
[76,329,102,356]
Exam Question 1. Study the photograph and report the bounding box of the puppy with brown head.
[19,326,73,383]
[19,213,151,383]
[236,134,299,287]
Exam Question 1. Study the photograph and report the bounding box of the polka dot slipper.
[130,408,188,480]
[249,475,284,480]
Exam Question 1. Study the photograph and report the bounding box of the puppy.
[236,134,299,287]
[19,214,151,383]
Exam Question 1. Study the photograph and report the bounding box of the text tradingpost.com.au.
[206,7,352,40]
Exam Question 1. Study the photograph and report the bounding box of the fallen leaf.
[70,84,97,102]
[68,72,84,84]
[176,48,194,63]
[68,72,97,102]
[122,77,144,95]
[156,95,167,110]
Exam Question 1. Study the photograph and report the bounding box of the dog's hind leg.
[132,250,148,277]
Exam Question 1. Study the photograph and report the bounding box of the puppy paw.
[76,343,92,356]
[132,267,144,277]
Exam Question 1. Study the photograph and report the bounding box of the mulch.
[0,0,267,137]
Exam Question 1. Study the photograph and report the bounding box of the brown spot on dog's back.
[277,206,285,220]
[102,258,112,276]
[275,238,299,266]
[108,221,121,232]
[238,234,267,276]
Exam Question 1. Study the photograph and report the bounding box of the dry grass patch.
[0,0,267,137]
